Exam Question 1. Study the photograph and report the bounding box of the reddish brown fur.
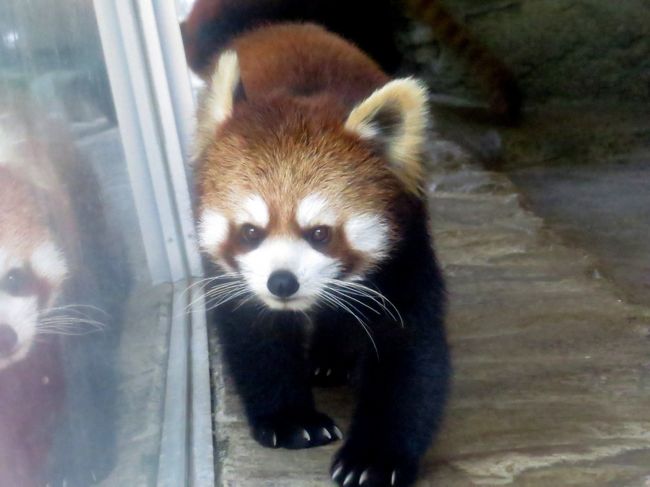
[230,24,389,108]
[0,168,50,253]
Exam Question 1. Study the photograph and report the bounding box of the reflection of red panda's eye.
[240,224,265,246]
[1,268,36,297]
[308,226,331,246]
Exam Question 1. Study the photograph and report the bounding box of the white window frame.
[93,1,214,485]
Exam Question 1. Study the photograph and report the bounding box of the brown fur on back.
[223,23,389,108]
[0,168,50,257]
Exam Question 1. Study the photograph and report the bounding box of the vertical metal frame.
[93,1,214,486]
[93,0,174,284]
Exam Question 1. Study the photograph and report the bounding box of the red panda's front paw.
[331,441,419,487]
[251,411,342,450]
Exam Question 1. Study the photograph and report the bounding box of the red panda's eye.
[308,226,331,245]
[1,268,36,297]
[240,224,265,245]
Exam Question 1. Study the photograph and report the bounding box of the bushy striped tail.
[407,0,522,122]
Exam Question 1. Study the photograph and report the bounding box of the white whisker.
[317,288,379,360]
[182,278,245,313]
[326,286,382,317]
[178,272,242,301]
[325,279,404,327]
[37,311,107,336]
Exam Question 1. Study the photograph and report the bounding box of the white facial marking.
[31,241,68,284]
[236,237,340,310]
[199,209,229,252]
[344,214,390,260]
[235,194,269,227]
[296,194,336,228]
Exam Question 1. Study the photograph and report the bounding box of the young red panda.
[192,19,449,487]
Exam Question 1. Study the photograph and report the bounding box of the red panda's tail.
[406,0,521,123]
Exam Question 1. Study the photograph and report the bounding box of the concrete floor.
[210,107,650,486]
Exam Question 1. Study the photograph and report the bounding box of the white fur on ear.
[194,50,242,159]
[345,78,430,194]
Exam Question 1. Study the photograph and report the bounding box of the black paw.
[330,441,418,487]
[311,364,350,387]
[251,411,342,450]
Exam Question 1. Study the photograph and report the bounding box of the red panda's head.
[0,167,68,370]
[195,52,430,311]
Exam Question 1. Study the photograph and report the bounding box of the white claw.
[315,368,321,376]
[302,429,311,442]
[391,470,397,486]
[326,368,332,377]
[333,426,343,439]
[272,432,277,447]
[321,427,332,440]
[332,465,343,481]
[343,472,355,486]
[359,469,369,485]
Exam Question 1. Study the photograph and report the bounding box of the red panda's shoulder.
[227,23,390,107]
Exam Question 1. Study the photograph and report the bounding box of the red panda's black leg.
[331,321,449,486]
[331,203,450,487]
[310,310,360,387]
[213,304,342,449]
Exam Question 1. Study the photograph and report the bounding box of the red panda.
[192,16,449,487]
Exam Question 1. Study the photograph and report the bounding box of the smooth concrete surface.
[210,126,650,486]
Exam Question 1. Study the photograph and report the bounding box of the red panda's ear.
[345,78,430,195]
[194,51,246,160]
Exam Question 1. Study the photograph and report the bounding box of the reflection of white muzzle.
[0,293,40,370]
[237,237,340,311]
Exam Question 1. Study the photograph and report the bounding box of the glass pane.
[0,1,176,485]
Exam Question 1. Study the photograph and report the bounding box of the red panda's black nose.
[267,270,299,298]
[0,325,18,356]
